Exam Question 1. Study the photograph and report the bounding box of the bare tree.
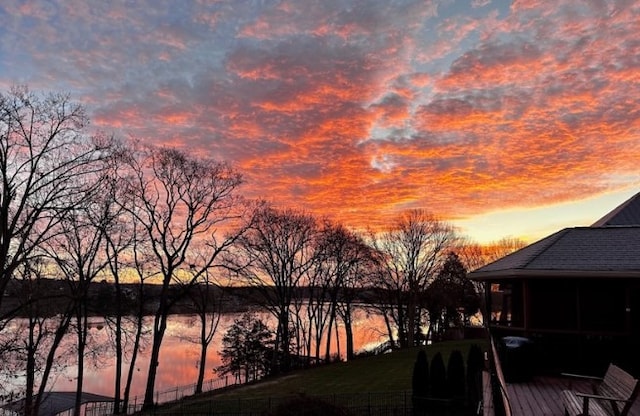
[120,145,245,409]
[41,170,115,415]
[368,210,457,347]
[103,223,131,414]
[456,237,525,326]
[99,149,142,414]
[8,259,76,416]
[231,206,317,374]
[334,232,376,360]
[457,237,526,272]
[0,86,113,415]
[181,267,224,394]
[0,86,109,312]
[301,253,330,365]
[313,222,369,361]
[121,225,154,413]
[360,245,406,349]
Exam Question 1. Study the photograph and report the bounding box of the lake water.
[3,307,388,402]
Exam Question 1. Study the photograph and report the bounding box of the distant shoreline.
[1,278,379,319]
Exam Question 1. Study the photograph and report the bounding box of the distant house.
[468,192,640,375]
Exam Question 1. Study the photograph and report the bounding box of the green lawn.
[155,338,486,414]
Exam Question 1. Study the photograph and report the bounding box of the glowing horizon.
[1,1,639,244]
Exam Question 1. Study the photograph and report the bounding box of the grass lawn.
[155,338,487,414]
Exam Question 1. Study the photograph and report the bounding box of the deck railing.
[488,334,512,416]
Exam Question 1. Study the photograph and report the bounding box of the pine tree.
[447,350,465,398]
[430,352,447,398]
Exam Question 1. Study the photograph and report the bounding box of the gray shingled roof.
[469,191,640,280]
[592,191,640,226]
[1,392,113,416]
[469,226,640,279]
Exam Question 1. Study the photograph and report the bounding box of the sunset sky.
[1,0,639,244]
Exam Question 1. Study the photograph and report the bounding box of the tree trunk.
[334,319,341,360]
[195,312,208,394]
[278,310,291,372]
[407,292,416,347]
[25,319,36,416]
[271,328,281,374]
[34,313,72,416]
[397,301,408,348]
[382,308,395,349]
[345,323,354,360]
[342,303,354,361]
[74,306,88,416]
[314,323,322,365]
[324,302,336,362]
[143,311,168,409]
[113,281,123,414]
[426,314,434,344]
[122,283,145,413]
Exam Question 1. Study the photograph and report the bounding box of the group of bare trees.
[0,87,522,415]
[0,86,119,415]
[0,87,248,414]
[227,208,380,374]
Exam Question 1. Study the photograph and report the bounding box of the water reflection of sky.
[32,309,387,399]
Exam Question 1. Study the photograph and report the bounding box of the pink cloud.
[3,0,640,236]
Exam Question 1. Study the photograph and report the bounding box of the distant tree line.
[0,87,523,415]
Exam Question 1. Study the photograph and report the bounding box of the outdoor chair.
[561,363,639,416]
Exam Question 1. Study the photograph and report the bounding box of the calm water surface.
[7,308,388,400]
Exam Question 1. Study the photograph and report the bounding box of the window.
[490,281,524,327]
[580,281,626,332]
[529,280,577,330]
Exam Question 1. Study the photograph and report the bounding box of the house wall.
[486,278,640,375]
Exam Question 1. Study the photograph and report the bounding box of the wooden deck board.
[502,376,640,416]
[483,371,494,416]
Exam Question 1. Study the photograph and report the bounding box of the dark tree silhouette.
[314,222,372,361]
[447,350,466,398]
[412,349,429,415]
[231,206,317,374]
[41,178,116,416]
[217,313,273,382]
[0,86,115,415]
[466,344,485,409]
[424,252,480,341]
[268,396,351,416]
[0,87,110,307]
[368,210,457,347]
[412,349,430,397]
[120,145,246,409]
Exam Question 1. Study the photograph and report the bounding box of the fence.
[85,374,248,415]
[143,390,469,416]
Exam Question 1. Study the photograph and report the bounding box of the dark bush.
[430,352,447,398]
[267,395,352,416]
[447,350,465,398]
[412,350,430,415]
[412,349,429,397]
[466,344,484,407]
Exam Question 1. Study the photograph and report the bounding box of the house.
[468,192,640,375]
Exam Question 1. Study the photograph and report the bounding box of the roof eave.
[468,269,640,281]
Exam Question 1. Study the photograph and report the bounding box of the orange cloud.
[4,0,640,242]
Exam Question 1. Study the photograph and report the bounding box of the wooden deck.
[485,375,640,416]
